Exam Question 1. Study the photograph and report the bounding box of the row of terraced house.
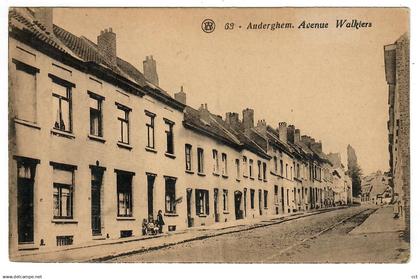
[8,8,352,256]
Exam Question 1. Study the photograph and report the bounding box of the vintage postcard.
[7,7,409,264]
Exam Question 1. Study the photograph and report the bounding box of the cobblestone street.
[108,206,408,263]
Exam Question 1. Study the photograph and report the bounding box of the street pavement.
[107,205,408,263]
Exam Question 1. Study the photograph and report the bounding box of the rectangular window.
[257,160,262,180]
[235,159,240,179]
[221,153,227,176]
[185,144,192,171]
[264,190,268,208]
[12,60,38,123]
[197,148,204,173]
[273,156,278,173]
[297,163,300,178]
[145,112,155,149]
[286,163,288,179]
[250,189,255,209]
[116,171,133,217]
[116,105,130,144]
[263,162,267,181]
[212,149,219,173]
[249,159,254,178]
[52,81,72,132]
[52,165,75,219]
[165,177,176,214]
[223,190,229,211]
[280,160,284,176]
[242,156,248,177]
[89,93,103,137]
[164,120,174,154]
[195,189,209,215]
[274,185,279,204]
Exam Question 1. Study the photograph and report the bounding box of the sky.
[53,8,409,175]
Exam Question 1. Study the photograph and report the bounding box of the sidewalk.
[11,206,347,263]
[349,205,405,235]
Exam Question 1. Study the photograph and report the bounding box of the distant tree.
[348,164,362,197]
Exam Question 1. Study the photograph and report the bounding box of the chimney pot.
[143,55,159,86]
[242,108,254,130]
[174,86,187,105]
[97,27,117,65]
[278,122,287,142]
[33,8,53,35]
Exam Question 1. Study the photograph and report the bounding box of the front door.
[281,187,285,214]
[147,175,156,220]
[186,189,193,227]
[214,189,219,222]
[17,161,36,244]
[234,191,243,220]
[243,188,247,218]
[91,168,103,236]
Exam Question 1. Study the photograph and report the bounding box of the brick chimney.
[225,112,240,129]
[198,103,210,123]
[255,119,267,136]
[97,28,117,65]
[294,129,301,144]
[33,8,53,35]
[301,135,314,147]
[174,86,186,104]
[278,122,287,143]
[143,55,159,86]
[287,125,295,143]
[311,141,323,153]
[242,108,254,130]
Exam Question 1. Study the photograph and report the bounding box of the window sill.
[236,178,241,182]
[222,174,229,179]
[116,216,135,221]
[197,214,208,218]
[258,178,262,181]
[223,211,230,214]
[212,172,220,177]
[117,142,133,150]
[51,129,75,139]
[164,213,178,217]
[263,179,268,182]
[18,243,38,251]
[14,118,41,130]
[88,134,106,143]
[51,219,78,224]
[243,175,248,179]
[250,177,255,180]
[197,172,206,177]
[185,170,195,174]
[165,152,176,159]
[145,146,157,153]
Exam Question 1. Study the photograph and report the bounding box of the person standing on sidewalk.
[157,210,165,233]
[393,199,400,218]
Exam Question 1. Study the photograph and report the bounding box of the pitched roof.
[9,8,172,99]
[183,106,270,159]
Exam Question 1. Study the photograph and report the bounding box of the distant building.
[360,171,392,205]
[384,33,409,238]
[327,153,352,205]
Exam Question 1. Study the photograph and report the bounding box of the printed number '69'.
[225,23,235,30]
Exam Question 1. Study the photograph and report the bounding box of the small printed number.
[225,23,235,30]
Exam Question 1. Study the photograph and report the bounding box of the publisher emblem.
[202,19,216,33]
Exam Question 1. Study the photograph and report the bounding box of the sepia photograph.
[6,6,410,266]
